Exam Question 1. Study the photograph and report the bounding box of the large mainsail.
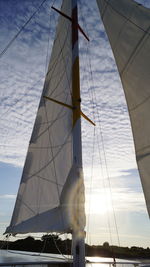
[97,0,150,216]
[6,0,85,234]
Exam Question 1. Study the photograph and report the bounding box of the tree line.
[0,235,150,259]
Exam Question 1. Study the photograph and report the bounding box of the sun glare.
[86,193,112,215]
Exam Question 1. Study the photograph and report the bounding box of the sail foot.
[5,205,72,235]
[6,164,85,235]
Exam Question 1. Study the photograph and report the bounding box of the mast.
[71,0,85,266]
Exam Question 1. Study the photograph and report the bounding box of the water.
[0,250,148,267]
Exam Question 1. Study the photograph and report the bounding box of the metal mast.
[50,1,87,265]
[71,0,85,266]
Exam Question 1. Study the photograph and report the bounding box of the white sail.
[6,0,85,234]
[97,0,150,216]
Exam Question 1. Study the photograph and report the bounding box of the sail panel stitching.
[21,173,64,187]
[45,24,71,93]
[36,175,64,187]
[30,142,71,149]
[136,152,150,162]
[42,100,64,211]
[103,0,150,37]
[54,17,72,96]
[17,197,37,216]
[120,28,150,77]
[43,93,72,233]
[27,129,72,179]
[129,92,150,112]
[101,0,110,19]
[101,0,150,78]
[136,144,150,154]
[30,111,69,142]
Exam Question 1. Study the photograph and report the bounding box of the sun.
[85,193,112,215]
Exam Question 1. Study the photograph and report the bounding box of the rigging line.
[79,1,98,249]
[79,4,113,252]
[95,134,114,245]
[39,236,47,254]
[0,0,48,59]
[52,235,69,261]
[78,0,95,121]
[81,51,112,250]
[79,0,96,247]
[85,46,115,249]
[88,46,121,248]
[57,233,71,260]
[0,76,44,119]
[36,234,64,256]
[86,127,96,246]
[85,44,114,248]
[79,3,120,247]
[0,235,10,250]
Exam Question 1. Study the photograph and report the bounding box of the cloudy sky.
[0,0,150,249]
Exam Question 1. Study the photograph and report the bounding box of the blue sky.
[0,0,150,248]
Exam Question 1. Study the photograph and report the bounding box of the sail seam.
[30,143,71,149]
[16,196,37,216]
[136,145,150,154]
[102,0,150,111]
[101,0,109,19]
[43,86,68,231]
[129,93,150,112]
[102,0,150,38]
[34,175,64,187]
[27,128,73,179]
[136,152,150,162]
[46,23,71,78]
[30,113,68,141]
[120,29,150,77]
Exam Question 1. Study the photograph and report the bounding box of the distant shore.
[0,235,150,259]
